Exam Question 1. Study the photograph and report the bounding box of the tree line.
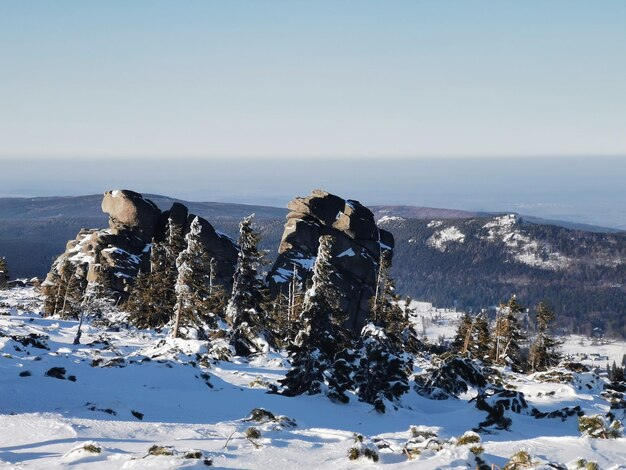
[451,296,561,373]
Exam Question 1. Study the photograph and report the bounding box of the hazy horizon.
[1,156,625,230]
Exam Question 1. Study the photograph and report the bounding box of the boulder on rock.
[102,190,161,240]
[268,189,394,331]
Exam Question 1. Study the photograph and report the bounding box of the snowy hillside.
[1,287,625,469]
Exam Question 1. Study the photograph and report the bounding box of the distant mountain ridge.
[0,194,288,221]
[370,205,623,234]
[2,194,621,231]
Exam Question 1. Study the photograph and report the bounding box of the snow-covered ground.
[1,288,625,469]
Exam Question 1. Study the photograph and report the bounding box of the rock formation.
[268,189,394,331]
[43,190,238,302]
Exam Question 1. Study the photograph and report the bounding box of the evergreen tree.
[165,217,185,289]
[195,257,229,325]
[83,246,118,318]
[472,312,492,362]
[611,361,625,383]
[452,312,491,362]
[127,240,174,329]
[492,296,526,370]
[529,301,561,371]
[399,298,424,354]
[452,312,473,355]
[351,323,411,412]
[73,270,115,345]
[326,346,359,404]
[226,214,269,356]
[82,281,117,322]
[280,235,345,396]
[55,260,85,319]
[0,256,9,289]
[370,250,416,352]
[206,258,226,313]
[165,217,185,262]
[264,285,303,350]
[281,264,305,343]
[172,217,215,339]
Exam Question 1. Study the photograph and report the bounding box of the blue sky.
[1,1,625,158]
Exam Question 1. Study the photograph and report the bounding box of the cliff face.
[44,190,238,300]
[268,190,394,331]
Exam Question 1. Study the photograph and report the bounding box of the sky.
[0,2,625,229]
[1,1,626,158]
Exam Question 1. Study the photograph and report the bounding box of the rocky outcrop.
[102,190,161,239]
[268,189,394,331]
[44,190,238,301]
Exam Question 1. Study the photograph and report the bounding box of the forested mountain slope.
[381,215,626,337]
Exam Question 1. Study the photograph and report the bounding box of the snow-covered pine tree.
[172,217,216,339]
[370,250,415,352]
[226,214,269,356]
[280,235,346,396]
[610,361,625,383]
[73,262,116,345]
[82,246,117,317]
[263,290,296,350]
[165,217,185,289]
[352,323,411,412]
[188,256,229,327]
[452,312,473,355]
[130,217,183,328]
[529,301,561,371]
[263,263,307,351]
[492,296,526,370]
[274,264,305,346]
[472,312,492,363]
[127,240,174,329]
[327,249,416,406]
[41,259,83,318]
[56,259,85,319]
[0,256,8,289]
[452,312,492,362]
[326,346,358,404]
[399,297,425,354]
